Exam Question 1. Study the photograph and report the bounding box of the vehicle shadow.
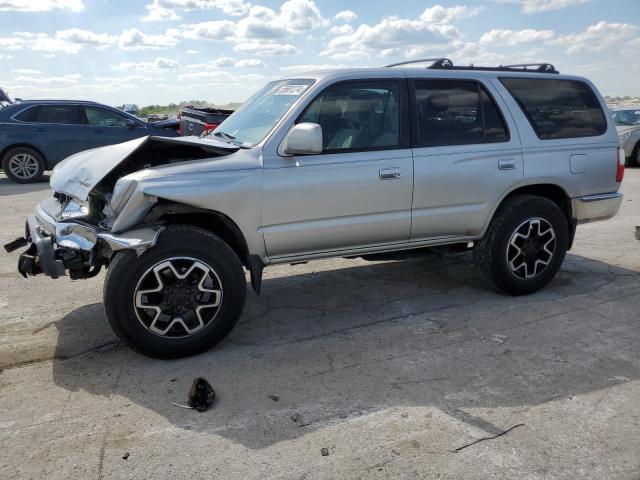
[0,174,50,196]
[50,252,640,450]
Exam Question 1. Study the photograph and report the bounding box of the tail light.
[616,147,625,182]
[177,112,183,136]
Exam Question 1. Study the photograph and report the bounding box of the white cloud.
[480,28,555,45]
[419,5,482,23]
[322,13,460,60]
[113,57,180,72]
[118,28,180,50]
[181,20,236,40]
[0,54,14,59]
[329,24,353,35]
[0,0,84,12]
[334,10,357,22]
[12,73,83,85]
[494,0,588,14]
[234,41,298,56]
[143,0,251,21]
[554,21,637,54]
[235,58,266,68]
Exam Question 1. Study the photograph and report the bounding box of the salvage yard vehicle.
[5,59,625,358]
[178,105,234,136]
[611,106,640,167]
[0,100,179,183]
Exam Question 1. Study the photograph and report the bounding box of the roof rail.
[384,58,453,69]
[383,59,559,74]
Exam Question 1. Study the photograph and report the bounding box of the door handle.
[379,168,402,180]
[498,159,517,170]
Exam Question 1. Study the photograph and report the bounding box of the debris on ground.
[491,334,508,345]
[122,452,130,460]
[320,447,329,456]
[291,412,310,427]
[171,377,216,412]
[268,395,280,402]
[187,378,216,412]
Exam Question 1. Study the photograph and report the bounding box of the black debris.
[320,447,329,457]
[122,452,130,460]
[187,377,216,412]
[269,395,280,402]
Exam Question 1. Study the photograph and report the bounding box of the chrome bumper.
[12,201,163,278]
[571,192,623,225]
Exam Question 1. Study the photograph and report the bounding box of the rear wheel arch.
[488,183,574,248]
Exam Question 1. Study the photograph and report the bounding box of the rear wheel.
[474,195,568,295]
[104,225,247,358]
[626,143,640,168]
[2,147,45,183]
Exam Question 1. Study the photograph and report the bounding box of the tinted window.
[500,78,606,140]
[14,106,35,122]
[413,80,508,147]
[299,81,406,152]
[85,107,129,127]
[31,105,78,124]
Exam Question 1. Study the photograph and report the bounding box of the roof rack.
[383,58,559,74]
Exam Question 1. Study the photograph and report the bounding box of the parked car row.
[0,100,179,183]
[611,106,640,167]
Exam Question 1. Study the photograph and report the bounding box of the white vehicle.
[611,106,640,166]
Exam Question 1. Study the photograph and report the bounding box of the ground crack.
[453,423,525,453]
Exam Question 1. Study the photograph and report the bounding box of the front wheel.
[474,195,569,296]
[104,226,247,358]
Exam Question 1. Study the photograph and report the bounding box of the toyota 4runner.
[5,59,625,358]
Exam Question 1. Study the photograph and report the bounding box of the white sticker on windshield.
[274,84,309,96]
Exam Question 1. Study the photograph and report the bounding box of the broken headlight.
[60,199,90,220]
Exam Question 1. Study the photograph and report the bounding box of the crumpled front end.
[5,135,241,279]
[5,195,164,279]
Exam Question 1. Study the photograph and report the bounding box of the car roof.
[284,67,589,84]
[14,99,104,105]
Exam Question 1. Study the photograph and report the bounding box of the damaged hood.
[50,135,239,200]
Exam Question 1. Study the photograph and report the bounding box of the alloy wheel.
[133,257,223,338]
[8,153,39,180]
[506,217,556,280]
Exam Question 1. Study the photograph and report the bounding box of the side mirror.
[125,119,137,129]
[281,122,323,156]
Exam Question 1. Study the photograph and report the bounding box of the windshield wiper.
[213,130,236,142]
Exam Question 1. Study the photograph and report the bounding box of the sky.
[0,0,639,107]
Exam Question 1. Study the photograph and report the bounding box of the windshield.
[611,109,640,126]
[210,78,315,146]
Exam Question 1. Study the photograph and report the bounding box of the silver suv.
[5,60,625,358]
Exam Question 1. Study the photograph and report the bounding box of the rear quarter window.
[500,78,607,140]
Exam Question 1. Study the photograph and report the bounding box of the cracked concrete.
[1,171,640,479]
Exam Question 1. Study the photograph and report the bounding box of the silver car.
[5,60,625,358]
[611,106,640,166]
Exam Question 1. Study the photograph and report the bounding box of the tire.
[2,147,45,183]
[104,225,247,358]
[473,195,568,296]
[626,143,640,168]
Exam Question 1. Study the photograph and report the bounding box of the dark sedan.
[0,100,179,183]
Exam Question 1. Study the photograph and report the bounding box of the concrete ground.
[1,171,639,480]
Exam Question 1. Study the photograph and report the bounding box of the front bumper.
[571,192,623,225]
[6,198,164,279]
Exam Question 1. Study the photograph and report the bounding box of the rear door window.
[500,78,606,140]
[298,80,408,152]
[412,80,509,147]
[84,107,130,127]
[30,105,79,124]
